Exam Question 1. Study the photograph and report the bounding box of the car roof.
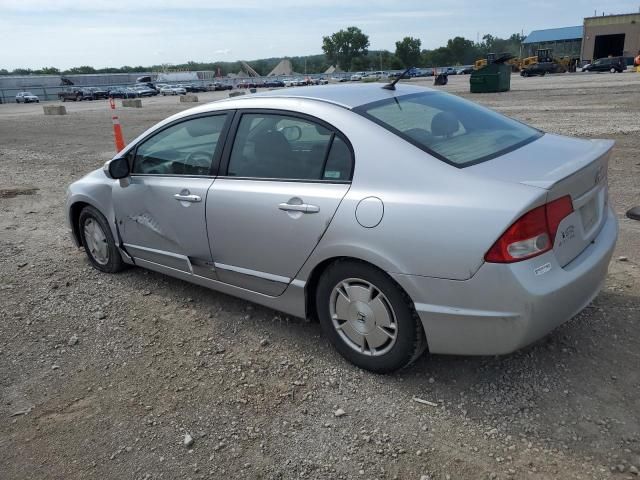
[245,83,433,109]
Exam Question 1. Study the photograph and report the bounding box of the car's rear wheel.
[316,260,426,373]
[78,206,125,273]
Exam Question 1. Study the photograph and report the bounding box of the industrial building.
[581,12,640,62]
[522,26,583,58]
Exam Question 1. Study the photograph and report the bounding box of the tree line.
[0,27,525,77]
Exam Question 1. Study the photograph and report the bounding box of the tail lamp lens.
[485,196,573,263]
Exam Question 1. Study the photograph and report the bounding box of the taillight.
[485,196,573,263]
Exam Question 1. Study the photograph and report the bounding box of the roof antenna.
[382,66,414,91]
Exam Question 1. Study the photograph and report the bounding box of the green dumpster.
[469,62,511,93]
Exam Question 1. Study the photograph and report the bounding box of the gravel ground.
[1,72,639,480]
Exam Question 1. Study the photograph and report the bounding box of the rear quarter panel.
[292,107,548,281]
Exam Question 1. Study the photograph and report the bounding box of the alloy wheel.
[329,278,398,356]
[83,218,109,265]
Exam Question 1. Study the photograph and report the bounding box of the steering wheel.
[181,151,212,174]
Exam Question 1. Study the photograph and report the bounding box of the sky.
[0,0,637,70]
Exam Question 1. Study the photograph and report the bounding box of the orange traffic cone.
[109,98,126,152]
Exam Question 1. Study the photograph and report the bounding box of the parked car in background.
[582,57,626,73]
[15,92,39,103]
[58,88,84,102]
[133,85,157,97]
[108,87,139,99]
[159,85,186,96]
[66,83,618,372]
[331,76,348,82]
[88,87,109,99]
[457,66,474,74]
[136,82,158,92]
[211,82,233,91]
[264,80,285,88]
[237,81,259,89]
[182,84,207,93]
[350,73,363,81]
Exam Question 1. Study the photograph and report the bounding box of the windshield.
[355,91,542,167]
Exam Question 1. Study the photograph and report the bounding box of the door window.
[227,113,352,181]
[132,114,228,176]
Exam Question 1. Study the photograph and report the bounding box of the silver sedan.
[66,83,618,372]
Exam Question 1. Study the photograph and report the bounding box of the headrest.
[431,111,459,137]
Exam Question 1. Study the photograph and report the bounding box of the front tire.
[78,206,125,273]
[316,260,426,373]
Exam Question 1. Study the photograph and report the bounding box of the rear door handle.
[278,202,320,213]
[174,193,201,203]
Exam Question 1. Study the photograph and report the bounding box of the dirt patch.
[0,187,38,198]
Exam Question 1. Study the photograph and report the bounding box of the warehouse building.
[581,12,640,62]
[522,26,583,58]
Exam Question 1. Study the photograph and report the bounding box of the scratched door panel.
[113,176,215,273]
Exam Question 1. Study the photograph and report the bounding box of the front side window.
[355,92,542,167]
[227,113,352,181]
[132,114,228,175]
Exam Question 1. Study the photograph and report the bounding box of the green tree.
[395,36,422,68]
[445,37,479,64]
[37,66,60,75]
[322,26,370,71]
[12,68,33,75]
[64,65,96,74]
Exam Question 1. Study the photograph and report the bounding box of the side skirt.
[134,258,307,319]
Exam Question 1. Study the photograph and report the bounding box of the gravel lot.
[1,72,639,480]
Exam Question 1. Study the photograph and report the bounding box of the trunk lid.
[467,133,614,267]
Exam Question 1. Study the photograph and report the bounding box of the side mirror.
[104,157,130,179]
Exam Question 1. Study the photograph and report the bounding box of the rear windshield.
[354,91,542,167]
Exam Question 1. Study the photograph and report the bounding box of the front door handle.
[174,193,201,203]
[278,202,320,213]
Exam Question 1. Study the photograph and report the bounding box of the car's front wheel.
[78,206,125,273]
[316,260,426,373]
[610,67,617,73]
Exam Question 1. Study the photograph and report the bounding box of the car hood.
[466,133,614,190]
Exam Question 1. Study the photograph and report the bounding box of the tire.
[315,260,426,373]
[78,205,125,273]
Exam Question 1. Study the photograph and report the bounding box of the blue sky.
[0,0,636,69]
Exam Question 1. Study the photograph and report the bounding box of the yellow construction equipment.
[474,53,521,71]
[474,53,496,70]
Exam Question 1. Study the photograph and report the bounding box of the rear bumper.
[392,207,618,355]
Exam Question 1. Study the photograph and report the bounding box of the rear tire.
[316,260,426,373]
[610,67,616,73]
[78,206,125,273]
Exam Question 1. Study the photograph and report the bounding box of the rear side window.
[323,137,352,181]
[355,92,542,167]
[227,113,352,181]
